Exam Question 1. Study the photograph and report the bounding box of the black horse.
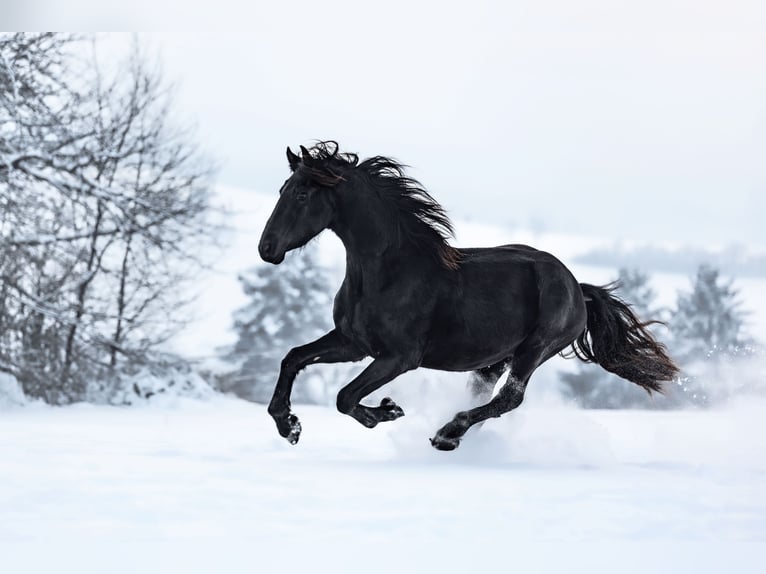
[258,142,678,450]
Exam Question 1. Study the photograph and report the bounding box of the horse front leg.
[336,355,419,428]
[268,329,365,444]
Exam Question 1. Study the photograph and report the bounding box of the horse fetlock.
[431,414,471,449]
[267,401,289,420]
[431,416,470,451]
[347,399,405,428]
[454,411,471,426]
[350,406,379,428]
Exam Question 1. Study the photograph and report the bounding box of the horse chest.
[334,300,382,355]
[333,288,401,357]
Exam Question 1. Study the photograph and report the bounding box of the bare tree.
[1,33,216,403]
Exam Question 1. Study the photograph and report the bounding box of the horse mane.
[301,141,461,270]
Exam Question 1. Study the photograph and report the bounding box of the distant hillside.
[574,244,766,278]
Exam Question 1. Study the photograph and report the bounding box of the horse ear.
[286,147,301,171]
[299,145,314,166]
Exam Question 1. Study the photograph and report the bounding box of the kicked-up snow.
[1,390,765,573]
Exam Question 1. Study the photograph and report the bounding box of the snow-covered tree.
[221,245,335,404]
[666,264,756,406]
[617,268,660,320]
[0,34,215,403]
[560,268,669,408]
[670,264,751,363]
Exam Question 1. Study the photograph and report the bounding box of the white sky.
[10,1,766,247]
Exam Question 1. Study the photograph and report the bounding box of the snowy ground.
[2,393,765,573]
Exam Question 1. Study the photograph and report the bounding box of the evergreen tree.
[617,268,660,320]
[667,264,755,406]
[560,268,667,408]
[670,264,750,363]
[560,264,758,409]
[221,244,335,404]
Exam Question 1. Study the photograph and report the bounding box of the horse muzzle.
[258,235,286,264]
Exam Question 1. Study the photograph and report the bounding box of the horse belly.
[420,260,538,371]
[421,311,529,371]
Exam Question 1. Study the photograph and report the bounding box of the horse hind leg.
[466,361,509,430]
[467,361,508,404]
[431,337,558,451]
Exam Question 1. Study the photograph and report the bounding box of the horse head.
[258,144,346,264]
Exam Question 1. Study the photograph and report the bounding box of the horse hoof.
[379,398,405,420]
[287,414,302,444]
[277,413,301,445]
[430,435,460,451]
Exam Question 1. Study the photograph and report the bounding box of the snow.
[1,393,764,572]
[0,372,26,408]
[107,364,216,405]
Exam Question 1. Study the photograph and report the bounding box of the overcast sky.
[13,1,766,247]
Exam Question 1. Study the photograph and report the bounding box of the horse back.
[422,244,585,370]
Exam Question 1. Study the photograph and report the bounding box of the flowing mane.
[301,141,461,270]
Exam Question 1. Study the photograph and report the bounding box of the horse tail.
[569,283,679,394]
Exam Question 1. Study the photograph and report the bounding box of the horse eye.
[296,191,308,202]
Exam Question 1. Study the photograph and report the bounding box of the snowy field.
[2,393,765,573]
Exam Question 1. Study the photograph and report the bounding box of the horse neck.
[331,203,389,272]
[330,185,429,280]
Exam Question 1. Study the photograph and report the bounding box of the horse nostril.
[259,234,286,264]
[259,239,270,256]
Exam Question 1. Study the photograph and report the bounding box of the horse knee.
[280,348,303,375]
